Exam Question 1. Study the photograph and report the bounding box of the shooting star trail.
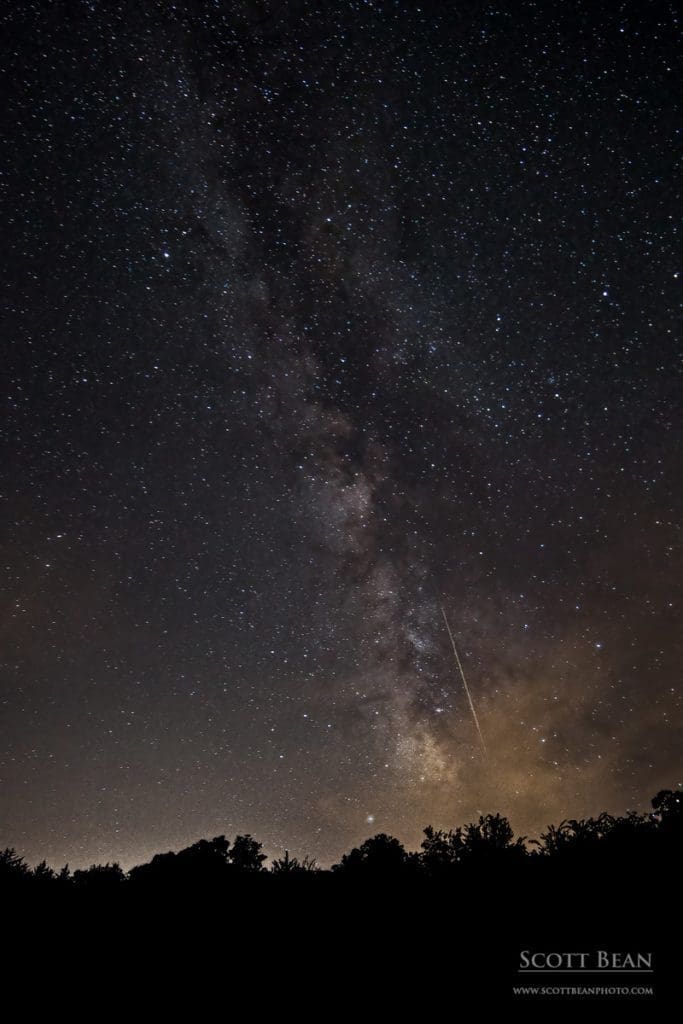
[440,605,488,758]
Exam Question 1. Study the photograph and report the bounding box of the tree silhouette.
[56,865,71,887]
[652,788,683,836]
[0,848,30,885]
[420,825,462,874]
[129,835,233,888]
[332,833,409,876]
[420,814,525,873]
[228,833,266,872]
[32,860,56,886]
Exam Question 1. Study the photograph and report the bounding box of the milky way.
[1,1,680,868]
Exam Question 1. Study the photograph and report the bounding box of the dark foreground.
[3,792,679,1007]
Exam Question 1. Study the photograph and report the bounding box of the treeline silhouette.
[3,787,679,1008]
[2,787,680,897]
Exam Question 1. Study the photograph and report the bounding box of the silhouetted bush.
[271,851,318,874]
[72,862,125,891]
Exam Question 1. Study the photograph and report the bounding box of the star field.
[0,0,680,868]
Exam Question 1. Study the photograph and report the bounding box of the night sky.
[1,1,680,870]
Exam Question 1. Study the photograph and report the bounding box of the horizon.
[7,783,675,873]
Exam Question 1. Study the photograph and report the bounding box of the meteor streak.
[440,606,488,758]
